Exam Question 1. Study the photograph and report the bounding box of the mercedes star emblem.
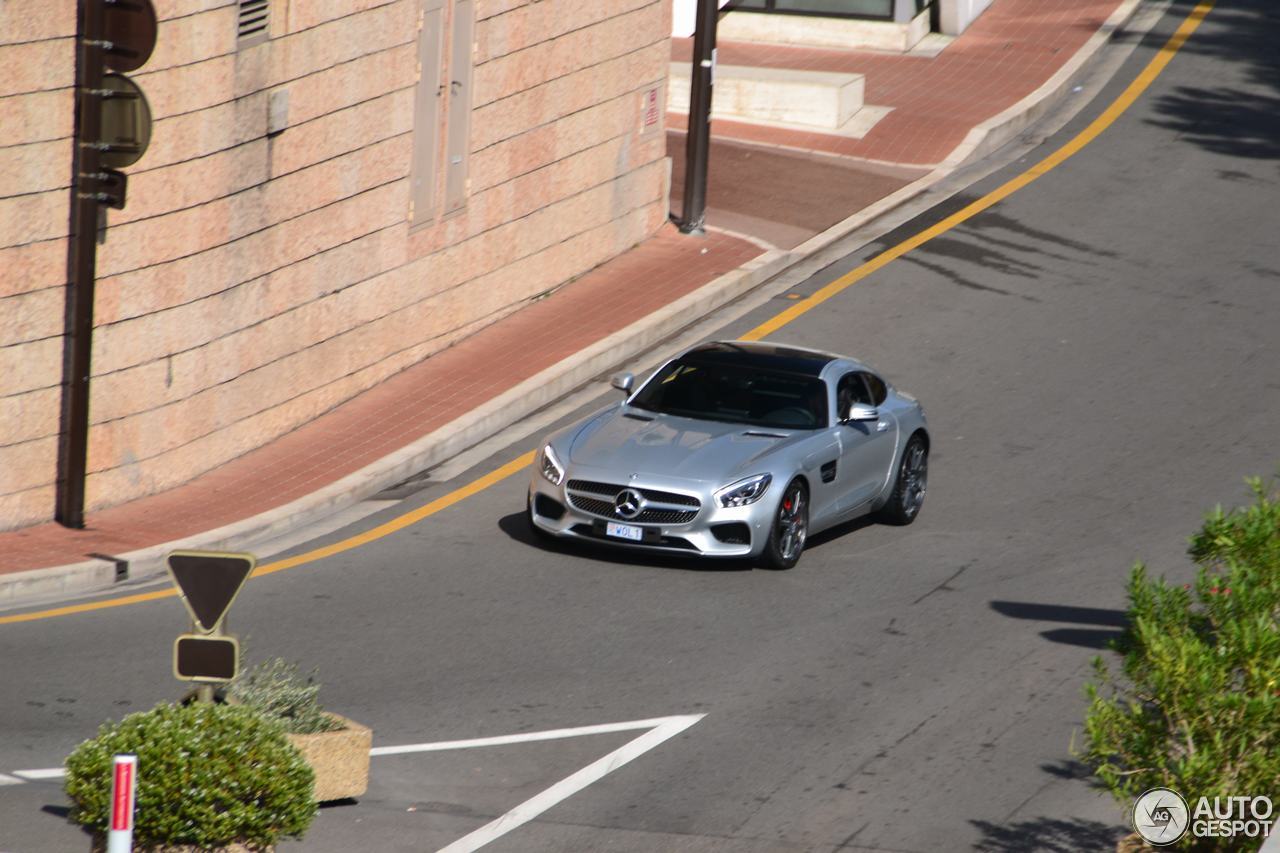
[614,488,644,519]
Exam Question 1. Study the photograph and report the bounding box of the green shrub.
[1080,477,1280,849]
[230,657,344,734]
[64,702,315,849]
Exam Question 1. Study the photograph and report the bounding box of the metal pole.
[196,619,217,703]
[679,0,718,235]
[57,0,105,529]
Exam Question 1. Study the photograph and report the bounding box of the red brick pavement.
[671,0,1125,165]
[0,226,761,575]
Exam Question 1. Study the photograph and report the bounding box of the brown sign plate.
[173,634,240,683]
[166,550,255,633]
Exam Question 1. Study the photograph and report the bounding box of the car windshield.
[630,359,828,429]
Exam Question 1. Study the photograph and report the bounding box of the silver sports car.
[527,341,929,569]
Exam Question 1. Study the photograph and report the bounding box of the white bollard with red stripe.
[106,754,137,853]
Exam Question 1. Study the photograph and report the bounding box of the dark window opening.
[723,0,935,22]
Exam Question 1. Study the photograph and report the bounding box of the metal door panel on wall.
[410,0,445,225]
[443,0,473,216]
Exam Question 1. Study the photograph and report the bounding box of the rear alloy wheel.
[762,480,808,570]
[878,435,928,526]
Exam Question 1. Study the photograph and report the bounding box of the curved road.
[3,2,1278,850]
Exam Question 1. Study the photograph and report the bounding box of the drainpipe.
[679,0,719,235]
[57,0,105,529]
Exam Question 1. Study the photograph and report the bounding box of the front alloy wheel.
[762,480,808,570]
[879,435,927,525]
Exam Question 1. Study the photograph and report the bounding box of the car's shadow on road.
[497,512,752,572]
[803,514,879,552]
[497,511,883,571]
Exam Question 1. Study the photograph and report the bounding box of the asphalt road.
[3,1,1278,851]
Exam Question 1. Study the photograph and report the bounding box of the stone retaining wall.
[0,0,672,529]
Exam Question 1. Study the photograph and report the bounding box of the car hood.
[567,407,797,483]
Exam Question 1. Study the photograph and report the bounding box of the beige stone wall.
[0,0,78,527]
[0,0,671,530]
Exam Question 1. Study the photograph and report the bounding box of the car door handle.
[876,421,889,432]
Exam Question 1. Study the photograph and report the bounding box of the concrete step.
[716,9,930,53]
[668,62,865,131]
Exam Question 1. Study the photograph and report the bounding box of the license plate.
[605,522,644,541]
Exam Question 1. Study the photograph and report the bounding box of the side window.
[836,372,872,418]
[863,373,888,406]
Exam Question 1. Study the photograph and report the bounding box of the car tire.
[761,479,808,570]
[877,434,928,526]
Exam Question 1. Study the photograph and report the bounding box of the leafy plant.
[230,657,344,734]
[64,702,315,849]
[1080,476,1280,850]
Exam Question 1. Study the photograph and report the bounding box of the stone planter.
[286,713,371,803]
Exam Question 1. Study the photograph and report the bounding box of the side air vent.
[623,413,655,422]
[237,0,270,46]
[742,431,787,439]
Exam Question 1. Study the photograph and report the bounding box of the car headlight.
[715,473,772,507]
[539,444,565,486]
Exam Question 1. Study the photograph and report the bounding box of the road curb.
[0,0,1146,610]
[0,249,794,610]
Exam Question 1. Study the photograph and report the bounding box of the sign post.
[106,753,136,853]
[165,551,254,699]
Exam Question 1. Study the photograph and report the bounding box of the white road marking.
[434,714,705,853]
[3,714,706,853]
[13,769,64,780]
[370,714,697,756]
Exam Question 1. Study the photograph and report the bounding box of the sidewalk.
[0,0,1133,606]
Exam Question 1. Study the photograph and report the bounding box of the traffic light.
[58,0,160,531]
[83,0,157,209]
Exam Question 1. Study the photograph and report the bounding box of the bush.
[65,702,315,850]
[229,658,344,734]
[1080,477,1280,849]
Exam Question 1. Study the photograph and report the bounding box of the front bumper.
[527,465,774,558]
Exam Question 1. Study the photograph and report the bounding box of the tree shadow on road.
[1145,0,1280,161]
[989,600,1128,650]
[970,816,1128,852]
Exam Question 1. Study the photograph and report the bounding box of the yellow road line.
[0,1,1212,627]
[0,452,535,625]
[251,451,535,578]
[741,0,1214,342]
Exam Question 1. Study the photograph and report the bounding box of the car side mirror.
[844,403,878,423]
[610,372,634,394]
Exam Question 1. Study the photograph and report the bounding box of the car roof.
[681,341,842,378]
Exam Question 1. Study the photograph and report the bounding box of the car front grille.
[565,479,700,524]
